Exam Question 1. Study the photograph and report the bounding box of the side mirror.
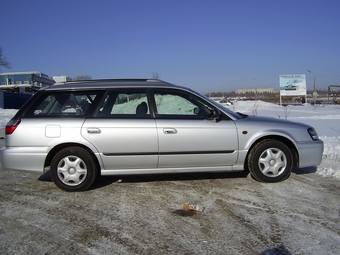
[210,108,221,120]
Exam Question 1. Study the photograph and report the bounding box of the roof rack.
[64,78,160,84]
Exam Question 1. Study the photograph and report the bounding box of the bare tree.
[0,47,11,70]
[73,75,92,81]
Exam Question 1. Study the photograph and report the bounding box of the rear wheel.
[247,139,293,182]
[50,146,98,192]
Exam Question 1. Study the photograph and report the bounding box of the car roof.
[45,79,187,91]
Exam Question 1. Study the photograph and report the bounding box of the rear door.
[81,89,158,170]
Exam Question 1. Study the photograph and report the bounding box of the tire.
[247,139,293,183]
[50,146,98,192]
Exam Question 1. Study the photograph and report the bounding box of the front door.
[153,89,238,169]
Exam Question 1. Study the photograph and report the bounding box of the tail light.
[5,119,21,135]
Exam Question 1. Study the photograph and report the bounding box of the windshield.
[185,89,243,119]
[198,93,242,119]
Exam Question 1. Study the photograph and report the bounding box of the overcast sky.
[1,0,339,93]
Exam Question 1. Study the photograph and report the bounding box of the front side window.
[154,90,213,119]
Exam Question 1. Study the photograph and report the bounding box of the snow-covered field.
[0,100,339,180]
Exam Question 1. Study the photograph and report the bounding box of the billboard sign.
[279,74,306,96]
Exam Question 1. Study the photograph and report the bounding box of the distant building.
[0,71,55,93]
[0,71,54,109]
[236,87,277,94]
[53,75,72,83]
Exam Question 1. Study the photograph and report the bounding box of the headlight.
[308,127,319,141]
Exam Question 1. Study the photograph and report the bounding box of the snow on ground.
[0,109,18,129]
[0,100,339,180]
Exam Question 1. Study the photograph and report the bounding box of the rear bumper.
[296,139,324,168]
[1,147,47,173]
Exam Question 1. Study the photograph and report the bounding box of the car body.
[1,79,324,191]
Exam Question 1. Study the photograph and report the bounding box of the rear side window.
[95,90,150,118]
[24,91,98,117]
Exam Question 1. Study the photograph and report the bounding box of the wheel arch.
[245,135,299,170]
[44,143,101,175]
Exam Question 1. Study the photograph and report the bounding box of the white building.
[52,76,72,83]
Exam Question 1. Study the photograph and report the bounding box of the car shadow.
[38,171,53,182]
[292,166,317,175]
[89,170,250,190]
[37,170,250,191]
[38,167,317,191]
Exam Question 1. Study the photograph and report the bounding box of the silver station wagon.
[1,79,324,191]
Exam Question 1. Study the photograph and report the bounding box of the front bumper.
[296,139,324,168]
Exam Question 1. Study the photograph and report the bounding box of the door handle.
[87,128,101,134]
[163,128,177,134]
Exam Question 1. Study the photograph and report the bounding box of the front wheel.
[50,146,98,192]
[247,139,293,183]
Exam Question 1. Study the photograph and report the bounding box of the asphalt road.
[0,136,339,255]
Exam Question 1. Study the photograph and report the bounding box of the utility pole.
[308,70,316,91]
[308,70,317,105]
